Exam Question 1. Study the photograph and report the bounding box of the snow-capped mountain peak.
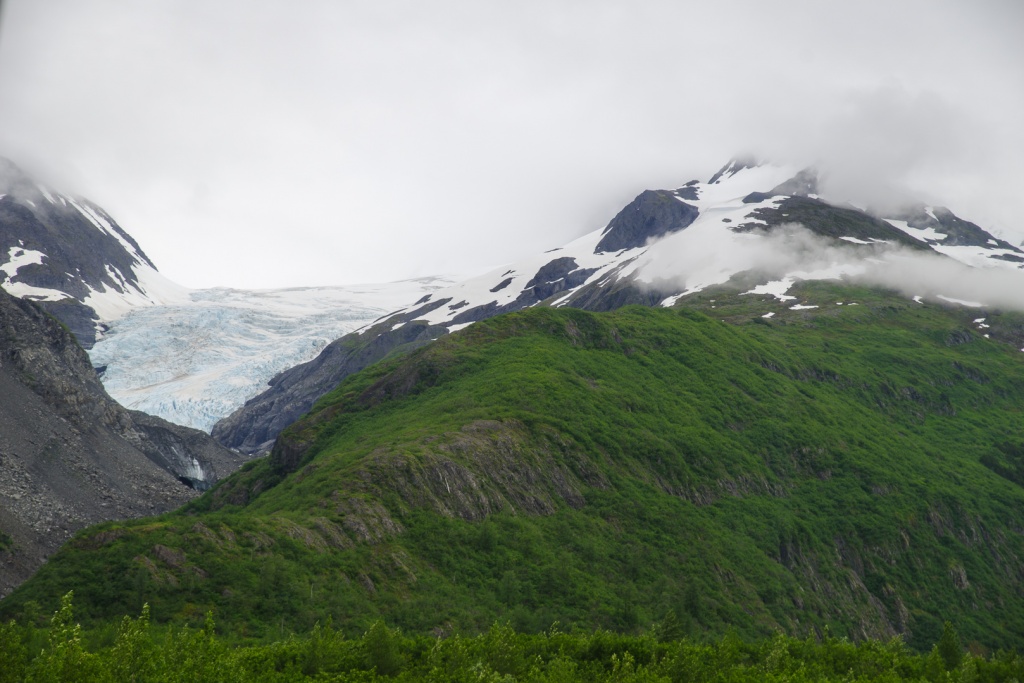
[212,158,1024,453]
[351,160,1024,337]
[0,157,187,346]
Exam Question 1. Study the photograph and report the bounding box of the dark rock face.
[594,190,699,254]
[768,168,819,197]
[738,196,930,250]
[128,411,245,491]
[0,288,243,595]
[442,258,599,326]
[523,257,598,300]
[561,273,670,312]
[34,298,103,348]
[707,156,758,185]
[674,181,700,200]
[892,204,1022,251]
[0,158,156,348]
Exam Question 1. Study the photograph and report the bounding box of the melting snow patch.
[912,296,924,304]
[762,312,775,318]
[839,236,871,245]
[932,244,1024,270]
[973,318,986,323]
[660,293,684,307]
[1,246,47,276]
[447,322,474,333]
[885,219,947,242]
[743,278,796,302]
[988,239,998,246]
[2,282,68,301]
[38,185,58,203]
[551,291,575,307]
[790,304,818,310]
[936,295,984,308]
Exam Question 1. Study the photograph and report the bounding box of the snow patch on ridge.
[83,263,189,323]
[0,246,70,301]
[744,279,797,302]
[885,219,948,243]
[936,295,984,308]
[930,245,1024,270]
[1,245,46,274]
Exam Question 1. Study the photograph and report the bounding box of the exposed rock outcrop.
[0,288,243,596]
[594,189,699,254]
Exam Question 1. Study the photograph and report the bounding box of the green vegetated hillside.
[5,283,1024,651]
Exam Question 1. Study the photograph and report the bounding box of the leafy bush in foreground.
[2,594,1023,682]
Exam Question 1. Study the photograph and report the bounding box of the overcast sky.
[1,1,1021,289]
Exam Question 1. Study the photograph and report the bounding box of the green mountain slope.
[4,286,1024,650]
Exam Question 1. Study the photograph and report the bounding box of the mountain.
[8,294,1024,650]
[213,160,1024,454]
[0,158,185,349]
[0,287,244,597]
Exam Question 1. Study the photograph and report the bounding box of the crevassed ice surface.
[88,278,457,432]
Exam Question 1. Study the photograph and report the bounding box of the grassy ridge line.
[3,293,1024,649]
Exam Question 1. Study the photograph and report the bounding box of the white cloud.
[0,0,1021,288]
[640,223,1024,312]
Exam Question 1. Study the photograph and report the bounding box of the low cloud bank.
[638,224,1024,311]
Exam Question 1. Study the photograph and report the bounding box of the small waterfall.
[177,457,210,491]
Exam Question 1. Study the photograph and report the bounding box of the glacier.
[88,277,458,432]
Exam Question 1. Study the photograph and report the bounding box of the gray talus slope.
[0,288,242,596]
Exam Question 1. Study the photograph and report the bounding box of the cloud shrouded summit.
[0,0,1020,288]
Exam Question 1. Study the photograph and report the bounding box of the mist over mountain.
[214,159,1024,454]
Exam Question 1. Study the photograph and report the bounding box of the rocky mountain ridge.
[0,287,243,596]
[213,159,1024,454]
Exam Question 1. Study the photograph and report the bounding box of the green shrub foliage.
[0,594,1021,681]
[5,285,1024,652]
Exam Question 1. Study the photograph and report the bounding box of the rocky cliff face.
[0,288,243,596]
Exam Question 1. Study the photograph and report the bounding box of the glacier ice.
[88,279,456,432]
